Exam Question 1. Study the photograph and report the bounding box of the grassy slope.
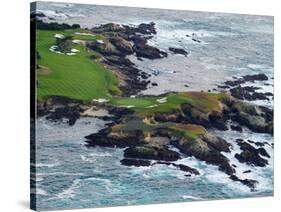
[109,92,229,117]
[108,92,229,141]
[36,29,119,102]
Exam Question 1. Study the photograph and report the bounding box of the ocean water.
[34,2,274,210]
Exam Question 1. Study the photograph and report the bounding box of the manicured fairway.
[36,29,119,102]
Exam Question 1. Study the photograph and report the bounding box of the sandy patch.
[37,65,51,75]
[92,98,109,103]
[81,106,111,117]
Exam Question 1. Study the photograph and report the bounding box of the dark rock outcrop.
[171,134,234,175]
[230,101,273,134]
[243,74,268,81]
[235,141,269,167]
[230,175,258,191]
[230,86,269,101]
[124,145,180,161]
[46,105,81,126]
[156,161,200,175]
[169,47,189,56]
[85,129,145,148]
[230,125,243,132]
[120,158,151,167]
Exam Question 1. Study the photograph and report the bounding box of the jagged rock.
[230,125,243,132]
[156,161,200,175]
[154,112,181,122]
[169,47,189,56]
[124,145,180,161]
[85,129,145,148]
[208,112,228,131]
[46,105,81,126]
[235,141,269,167]
[171,135,235,175]
[202,133,231,152]
[230,86,269,101]
[243,74,268,81]
[230,101,273,134]
[234,112,272,134]
[87,40,121,56]
[134,43,167,59]
[120,158,151,167]
[108,36,134,54]
[104,55,134,67]
[91,23,124,33]
[230,175,258,191]
[181,103,211,128]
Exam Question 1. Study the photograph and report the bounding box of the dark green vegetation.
[36,20,80,31]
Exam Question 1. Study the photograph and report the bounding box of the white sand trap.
[145,104,158,108]
[66,53,76,56]
[54,34,65,39]
[75,32,95,36]
[49,45,63,54]
[71,48,80,53]
[97,39,104,44]
[73,39,86,45]
[126,105,135,108]
[49,46,78,56]
[156,97,167,103]
[92,98,109,103]
[81,107,111,117]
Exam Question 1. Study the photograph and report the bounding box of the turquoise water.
[33,2,274,210]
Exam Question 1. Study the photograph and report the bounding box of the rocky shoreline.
[36,20,273,191]
[82,92,272,190]
[87,22,168,96]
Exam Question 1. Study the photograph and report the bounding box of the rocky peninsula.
[36,20,273,191]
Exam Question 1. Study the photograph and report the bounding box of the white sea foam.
[182,195,203,200]
[211,123,274,193]
[31,188,49,196]
[33,162,60,168]
[36,9,69,19]
[37,172,86,177]
[57,179,81,199]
